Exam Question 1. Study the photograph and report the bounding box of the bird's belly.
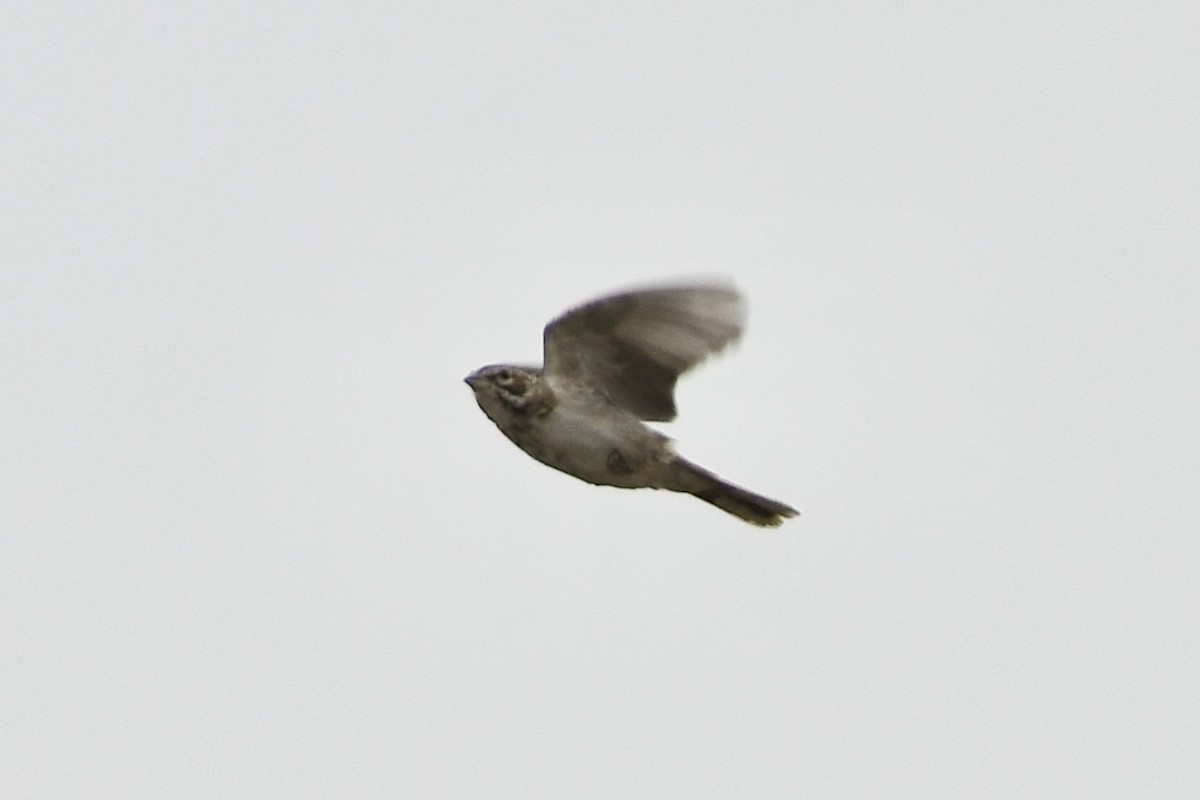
[520,406,666,488]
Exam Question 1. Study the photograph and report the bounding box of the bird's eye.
[497,369,512,383]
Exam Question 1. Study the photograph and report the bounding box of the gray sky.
[3,2,1198,797]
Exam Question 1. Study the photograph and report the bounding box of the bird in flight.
[465,283,798,527]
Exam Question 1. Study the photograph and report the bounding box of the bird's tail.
[668,457,798,528]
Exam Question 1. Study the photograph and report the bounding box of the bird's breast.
[516,401,669,488]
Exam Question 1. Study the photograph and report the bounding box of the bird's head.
[464,364,544,422]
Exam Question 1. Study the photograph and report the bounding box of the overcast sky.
[3,2,1198,797]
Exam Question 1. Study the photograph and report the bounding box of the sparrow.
[464,283,798,527]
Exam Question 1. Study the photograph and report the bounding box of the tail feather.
[669,458,798,527]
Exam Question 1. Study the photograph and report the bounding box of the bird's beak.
[464,372,482,389]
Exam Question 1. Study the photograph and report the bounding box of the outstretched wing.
[542,283,745,421]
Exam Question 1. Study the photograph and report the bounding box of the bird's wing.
[542,284,745,421]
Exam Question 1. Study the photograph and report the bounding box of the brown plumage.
[465,283,798,527]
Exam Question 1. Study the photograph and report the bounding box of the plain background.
[3,2,1198,797]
